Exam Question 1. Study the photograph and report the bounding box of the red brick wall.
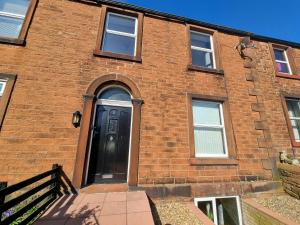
[0,0,299,190]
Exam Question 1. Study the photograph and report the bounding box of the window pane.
[274,49,285,61]
[286,100,300,118]
[107,14,135,34]
[0,16,23,38]
[198,201,214,222]
[194,127,225,155]
[102,32,135,56]
[0,0,29,16]
[0,82,5,95]
[192,49,213,68]
[99,88,131,101]
[191,32,211,49]
[193,101,221,125]
[291,119,300,141]
[276,62,289,73]
[216,198,239,225]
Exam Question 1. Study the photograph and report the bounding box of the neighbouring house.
[0,0,300,224]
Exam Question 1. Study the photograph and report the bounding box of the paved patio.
[36,191,155,225]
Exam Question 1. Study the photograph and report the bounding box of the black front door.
[87,105,132,184]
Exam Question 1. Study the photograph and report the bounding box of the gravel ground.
[150,200,203,225]
[255,195,300,224]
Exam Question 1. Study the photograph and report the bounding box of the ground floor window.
[194,196,242,225]
[286,98,300,142]
[192,100,228,157]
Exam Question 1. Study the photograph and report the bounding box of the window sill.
[0,37,25,46]
[93,50,142,63]
[276,73,300,80]
[190,157,238,166]
[188,65,224,75]
[292,140,300,147]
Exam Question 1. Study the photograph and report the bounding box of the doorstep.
[79,183,128,193]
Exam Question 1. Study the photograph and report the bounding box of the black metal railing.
[0,164,63,225]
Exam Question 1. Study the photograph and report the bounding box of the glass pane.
[198,201,214,222]
[191,32,211,49]
[194,127,226,155]
[0,16,23,38]
[216,198,240,225]
[99,88,131,101]
[291,119,300,141]
[192,49,214,68]
[276,62,289,73]
[0,83,5,95]
[192,101,221,125]
[102,32,135,56]
[0,0,29,16]
[107,13,135,34]
[286,100,300,118]
[274,49,285,61]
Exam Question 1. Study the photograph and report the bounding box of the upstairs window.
[0,0,29,38]
[273,48,291,74]
[0,80,7,97]
[190,31,215,69]
[192,100,228,157]
[286,99,300,143]
[95,7,143,61]
[102,12,137,56]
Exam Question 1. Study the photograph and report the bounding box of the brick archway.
[72,74,143,188]
[86,74,142,99]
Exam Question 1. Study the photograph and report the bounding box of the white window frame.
[0,80,7,96]
[103,12,138,56]
[190,30,216,69]
[192,100,228,158]
[274,48,292,74]
[0,11,26,20]
[194,196,243,225]
[286,98,300,142]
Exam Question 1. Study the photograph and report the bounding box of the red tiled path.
[36,191,155,225]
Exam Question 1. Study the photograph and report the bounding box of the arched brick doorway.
[72,74,143,188]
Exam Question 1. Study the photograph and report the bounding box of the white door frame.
[84,86,133,185]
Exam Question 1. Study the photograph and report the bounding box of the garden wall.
[242,198,298,225]
[277,163,300,199]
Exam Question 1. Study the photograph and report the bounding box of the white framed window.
[194,196,243,225]
[286,99,300,142]
[0,80,7,96]
[0,0,30,38]
[273,48,292,74]
[190,30,216,69]
[192,100,228,157]
[102,12,138,56]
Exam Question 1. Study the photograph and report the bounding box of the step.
[79,183,128,193]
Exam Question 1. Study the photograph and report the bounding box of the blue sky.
[116,0,300,43]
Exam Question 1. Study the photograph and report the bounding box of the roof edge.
[90,0,300,48]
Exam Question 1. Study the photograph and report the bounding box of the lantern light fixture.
[72,111,82,128]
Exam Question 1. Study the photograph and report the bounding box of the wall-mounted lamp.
[72,111,82,128]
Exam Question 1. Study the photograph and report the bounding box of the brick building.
[0,0,300,223]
